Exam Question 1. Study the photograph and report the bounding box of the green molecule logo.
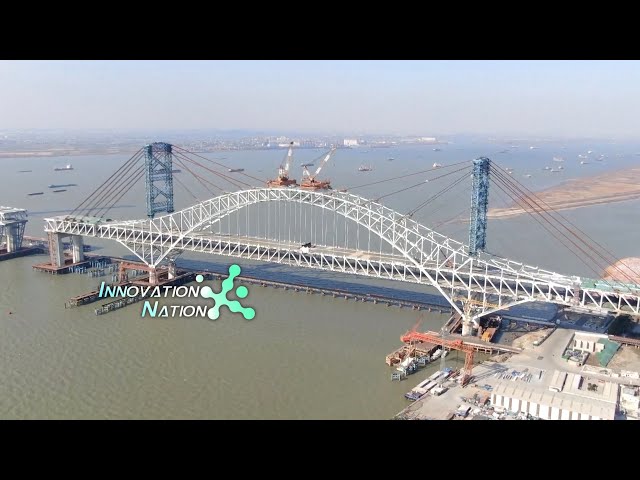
[196,264,255,321]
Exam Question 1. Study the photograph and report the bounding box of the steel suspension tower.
[144,142,175,218]
[468,157,490,256]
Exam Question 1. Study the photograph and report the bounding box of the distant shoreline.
[0,150,139,159]
[487,167,640,219]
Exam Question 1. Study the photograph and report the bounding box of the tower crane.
[300,146,337,190]
[267,142,298,188]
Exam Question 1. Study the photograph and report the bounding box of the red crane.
[267,142,298,188]
[400,330,475,386]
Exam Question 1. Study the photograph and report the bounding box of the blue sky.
[1,60,638,137]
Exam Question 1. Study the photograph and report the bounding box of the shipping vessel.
[54,164,73,171]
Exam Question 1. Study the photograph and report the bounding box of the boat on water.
[550,168,561,173]
[524,174,532,178]
[48,183,77,188]
[18,170,32,173]
[553,156,565,162]
[53,189,66,193]
[54,164,73,171]
[432,162,442,169]
[171,169,181,173]
[396,356,414,372]
[228,168,245,173]
[404,377,438,401]
[431,348,443,361]
[558,165,564,170]
[358,164,373,172]
[300,163,314,168]
[587,150,593,154]
[388,157,394,161]
[529,146,538,150]
[581,160,589,165]
[543,166,551,170]
[433,148,442,152]
[28,192,43,196]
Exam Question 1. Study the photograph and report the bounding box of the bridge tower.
[468,157,490,256]
[461,157,491,336]
[144,142,175,218]
[0,206,28,253]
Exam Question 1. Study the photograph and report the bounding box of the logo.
[97,263,255,320]
[196,264,255,320]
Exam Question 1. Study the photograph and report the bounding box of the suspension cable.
[173,156,220,195]
[375,165,472,202]
[492,161,640,284]
[69,148,143,216]
[407,169,471,217]
[347,160,472,191]
[172,144,266,185]
[81,154,145,216]
[173,150,251,190]
[491,169,624,286]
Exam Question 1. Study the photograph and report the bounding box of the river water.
[1,140,639,418]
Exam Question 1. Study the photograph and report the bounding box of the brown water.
[1,142,639,418]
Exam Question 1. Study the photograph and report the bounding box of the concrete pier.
[47,231,65,267]
[0,206,28,253]
[71,235,85,263]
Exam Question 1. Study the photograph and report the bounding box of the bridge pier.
[168,261,177,280]
[6,223,23,252]
[0,206,28,253]
[71,235,85,263]
[148,267,158,285]
[48,231,65,267]
[461,316,477,337]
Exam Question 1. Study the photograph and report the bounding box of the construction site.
[393,322,640,420]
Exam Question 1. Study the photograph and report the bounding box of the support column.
[461,317,475,336]
[168,260,177,279]
[71,235,85,263]
[148,267,158,286]
[48,231,65,267]
[6,224,19,252]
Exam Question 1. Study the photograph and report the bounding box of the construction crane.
[300,146,336,190]
[267,142,298,188]
[400,330,475,386]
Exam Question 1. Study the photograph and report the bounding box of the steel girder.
[44,188,640,319]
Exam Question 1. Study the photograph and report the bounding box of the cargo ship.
[358,164,373,172]
[228,168,245,173]
[54,164,73,171]
[48,183,77,188]
[28,192,43,196]
[53,189,66,193]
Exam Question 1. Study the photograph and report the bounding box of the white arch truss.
[44,187,640,320]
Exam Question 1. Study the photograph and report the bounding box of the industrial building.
[620,387,640,420]
[490,370,618,420]
[569,332,620,367]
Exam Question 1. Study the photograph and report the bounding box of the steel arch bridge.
[44,187,640,330]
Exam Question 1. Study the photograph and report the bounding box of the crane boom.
[312,147,336,178]
[283,141,294,173]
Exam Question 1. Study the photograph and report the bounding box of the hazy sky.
[1,60,639,137]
